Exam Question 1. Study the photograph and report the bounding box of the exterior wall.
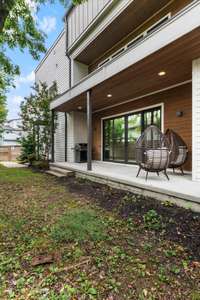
[89,0,192,72]
[35,31,70,163]
[68,0,132,59]
[93,83,192,171]
[192,58,200,181]
[67,111,87,162]
[35,31,69,94]
[54,112,66,162]
[72,60,88,85]
[67,0,111,49]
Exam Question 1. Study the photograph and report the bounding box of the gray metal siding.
[68,0,111,48]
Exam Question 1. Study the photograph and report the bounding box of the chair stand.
[164,169,170,181]
[136,166,141,177]
[180,167,184,175]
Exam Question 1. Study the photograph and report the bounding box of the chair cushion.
[144,148,169,170]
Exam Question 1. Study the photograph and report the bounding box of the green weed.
[143,210,163,230]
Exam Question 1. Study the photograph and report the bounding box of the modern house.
[0,119,23,161]
[35,0,200,207]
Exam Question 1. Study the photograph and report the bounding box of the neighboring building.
[0,119,23,161]
[35,0,200,182]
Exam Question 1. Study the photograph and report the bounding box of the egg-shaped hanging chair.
[135,125,170,180]
[165,129,188,175]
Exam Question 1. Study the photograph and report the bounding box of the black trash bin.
[75,143,87,163]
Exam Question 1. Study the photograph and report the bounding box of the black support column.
[87,90,92,171]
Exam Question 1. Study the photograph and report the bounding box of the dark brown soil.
[62,176,200,260]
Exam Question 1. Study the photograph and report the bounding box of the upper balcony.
[51,1,200,113]
[67,0,193,65]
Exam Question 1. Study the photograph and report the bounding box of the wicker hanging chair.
[165,129,188,174]
[135,125,170,180]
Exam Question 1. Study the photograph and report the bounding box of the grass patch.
[0,164,41,183]
[0,166,200,299]
[51,208,107,243]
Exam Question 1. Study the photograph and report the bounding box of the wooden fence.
[0,146,21,161]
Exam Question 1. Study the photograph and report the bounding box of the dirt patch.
[63,176,200,259]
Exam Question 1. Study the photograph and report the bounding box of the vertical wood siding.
[67,0,111,48]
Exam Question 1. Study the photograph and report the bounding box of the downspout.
[64,15,71,162]
[51,110,55,162]
[65,16,72,89]
[65,112,68,162]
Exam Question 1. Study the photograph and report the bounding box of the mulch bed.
[62,176,200,259]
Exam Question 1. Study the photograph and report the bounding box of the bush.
[51,209,107,243]
[31,160,49,170]
[18,134,35,165]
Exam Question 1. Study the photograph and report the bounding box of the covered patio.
[51,2,200,185]
[51,161,200,206]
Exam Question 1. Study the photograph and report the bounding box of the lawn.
[0,165,200,300]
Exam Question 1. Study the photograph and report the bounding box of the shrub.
[31,160,49,170]
[143,209,163,230]
[18,134,36,165]
[51,209,107,243]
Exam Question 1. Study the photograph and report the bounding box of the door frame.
[100,103,164,162]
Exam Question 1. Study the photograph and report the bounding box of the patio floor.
[52,161,200,205]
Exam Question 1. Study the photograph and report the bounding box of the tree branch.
[0,0,15,33]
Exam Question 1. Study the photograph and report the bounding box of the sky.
[6,0,68,120]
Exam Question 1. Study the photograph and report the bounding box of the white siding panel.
[68,0,111,48]
[67,112,75,163]
[54,112,65,162]
[192,58,200,181]
[35,31,70,162]
[67,112,87,163]
[35,31,69,95]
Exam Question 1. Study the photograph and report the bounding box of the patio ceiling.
[56,26,200,113]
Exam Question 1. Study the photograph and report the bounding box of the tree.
[0,0,85,134]
[20,82,57,163]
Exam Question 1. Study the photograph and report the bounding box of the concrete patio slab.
[51,161,200,209]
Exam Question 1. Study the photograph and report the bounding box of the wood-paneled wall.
[92,83,192,171]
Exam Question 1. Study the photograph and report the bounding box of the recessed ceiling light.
[78,106,82,110]
[158,71,166,76]
[107,94,112,98]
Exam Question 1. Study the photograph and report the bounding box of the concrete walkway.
[0,161,27,168]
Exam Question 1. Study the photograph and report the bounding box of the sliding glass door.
[127,113,142,162]
[103,106,161,163]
